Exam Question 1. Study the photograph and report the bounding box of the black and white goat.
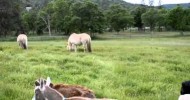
[178,80,190,100]
[32,77,64,100]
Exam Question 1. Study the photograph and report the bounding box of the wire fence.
[0,31,190,41]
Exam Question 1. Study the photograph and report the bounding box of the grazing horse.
[67,33,92,52]
[32,77,116,100]
[17,34,28,49]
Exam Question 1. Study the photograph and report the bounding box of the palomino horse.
[67,33,92,52]
[17,34,28,49]
[32,77,116,100]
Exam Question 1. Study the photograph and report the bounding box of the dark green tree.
[52,0,73,35]
[183,8,190,31]
[22,10,37,34]
[156,8,168,31]
[142,8,158,31]
[106,4,133,33]
[71,1,105,36]
[0,0,22,37]
[167,6,187,35]
[131,6,146,31]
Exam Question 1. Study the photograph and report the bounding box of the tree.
[184,8,190,31]
[156,8,167,31]
[22,10,37,34]
[106,4,133,33]
[38,3,54,36]
[52,0,73,35]
[142,8,158,31]
[131,6,146,31]
[71,1,105,36]
[0,0,22,37]
[167,6,187,35]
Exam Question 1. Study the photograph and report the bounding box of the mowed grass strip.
[0,37,190,100]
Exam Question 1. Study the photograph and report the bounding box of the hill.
[25,0,138,10]
[92,0,138,10]
[162,3,190,9]
[24,0,190,11]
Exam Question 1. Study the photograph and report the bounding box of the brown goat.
[33,77,116,100]
[50,83,96,98]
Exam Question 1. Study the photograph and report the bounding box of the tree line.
[0,0,190,37]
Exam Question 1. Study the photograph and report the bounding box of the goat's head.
[32,77,64,100]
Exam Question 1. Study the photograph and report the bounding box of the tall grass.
[0,37,190,100]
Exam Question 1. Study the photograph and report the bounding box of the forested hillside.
[26,0,137,10]
[0,0,190,37]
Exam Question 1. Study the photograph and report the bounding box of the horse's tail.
[20,41,27,49]
[20,39,27,49]
[87,40,92,52]
[22,42,27,49]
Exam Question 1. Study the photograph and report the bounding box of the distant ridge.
[161,3,190,9]
[122,1,190,9]
[26,0,190,10]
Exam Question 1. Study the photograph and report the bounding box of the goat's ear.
[35,81,40,86]
[46,77,51,86]
[50,83,54,87]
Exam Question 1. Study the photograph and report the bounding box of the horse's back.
[68,33,91,44]
[17,34,28,49]
[17,34,27,42]
[80,33,91,40]
[68,33,81,44]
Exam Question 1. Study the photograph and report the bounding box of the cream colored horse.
[67,33,92,52]
[17,34,28,49]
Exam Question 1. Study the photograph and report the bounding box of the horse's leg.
[82,43,85,52]
[85,43,87,52]
[68,42,72,51]
[74,44,77,52]
[70,44,73,51]
[82,43,87,52]
[18,42,21,49]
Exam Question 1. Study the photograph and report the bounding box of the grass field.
[0,34,190,100]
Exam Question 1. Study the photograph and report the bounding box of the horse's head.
[66,42,70,51]
[67,42,74,51]
[32,77,64,100]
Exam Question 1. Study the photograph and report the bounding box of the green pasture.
[0,35,190,100]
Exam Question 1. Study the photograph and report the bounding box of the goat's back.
[52,84,96,98]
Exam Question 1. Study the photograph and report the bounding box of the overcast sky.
[124,0,190,6]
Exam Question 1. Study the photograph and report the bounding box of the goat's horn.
[46,77,51,86]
